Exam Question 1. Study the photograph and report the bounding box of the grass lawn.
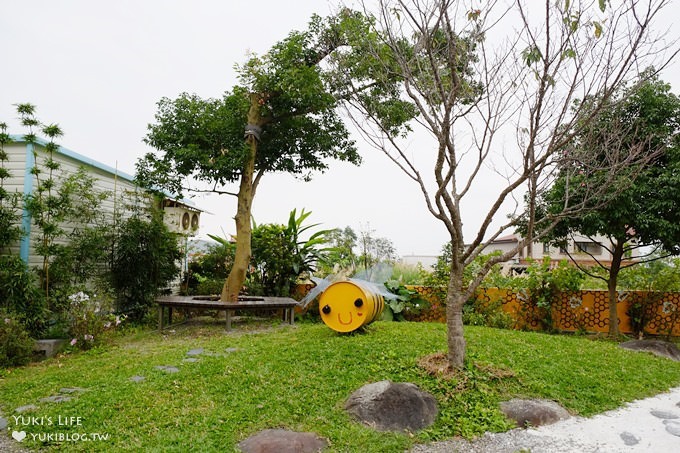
[2,320,680,452]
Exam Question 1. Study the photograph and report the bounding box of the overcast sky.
[2,1,679,257]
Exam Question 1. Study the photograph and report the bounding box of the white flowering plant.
[66,290,125,350]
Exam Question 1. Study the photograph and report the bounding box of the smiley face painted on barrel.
[318,280,383,333]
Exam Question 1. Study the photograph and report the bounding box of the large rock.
[238,429,328,453]
[619,340,680,361]
[500,399,570,428]
[345,380,438,432]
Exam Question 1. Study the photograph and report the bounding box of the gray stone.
[15,405,38,413]
[650,409,679,420]
[33,339,67,359]
[130,375,145,382]
[59,387,87,394]
[0,417,7,430]
[620,431,640,446]
[500,399,570,428]
[186,348,204,356]
[183,358,199,363]
[39,395,72,403]
[154,365,180,373]
[664,420,680,437]
[345,380,438,432]
[619,340,680,361]
[225,347,240,353]
[238,429,328,453]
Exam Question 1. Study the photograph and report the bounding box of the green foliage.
[463,297,514,329]
[390,262,430,285]
[185,238,235,295]
[619,256,680,338]
[65,291,125,351]
[110,213,181,322]
[317,226,357,276]
[249,209,331,296]
[136,13,372,197]
[0,255,47,336]
[0,124,22,254]
[0,311,35,368]
[541,72,680,260]
[509,258,584,331]
[383,281,430,321]
[426,242,509,293]
[248,223,296,296]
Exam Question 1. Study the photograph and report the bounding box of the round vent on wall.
[191,213,199,230]
[181,212,190,230]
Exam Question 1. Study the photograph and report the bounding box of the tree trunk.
[220,159,255,302]
[607,239,625,337]
[446,262,466,369]
[220,94,262,302]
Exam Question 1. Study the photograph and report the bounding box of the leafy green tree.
[137,11,405,301]
[540,73,680,337]
[317,226,358,276]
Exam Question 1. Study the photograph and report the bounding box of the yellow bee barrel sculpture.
[318,279,385,333]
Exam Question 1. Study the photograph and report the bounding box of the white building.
[484,233,633,273]
[3,135,200,275]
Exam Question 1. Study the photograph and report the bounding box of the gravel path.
[412,386,680,453]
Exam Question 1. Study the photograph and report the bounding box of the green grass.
[2,320,680,452]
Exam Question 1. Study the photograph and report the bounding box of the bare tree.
[333,0,677,368]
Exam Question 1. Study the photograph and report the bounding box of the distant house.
[484,233,636,273]
[400,254,438,271]
[4,135,200,277]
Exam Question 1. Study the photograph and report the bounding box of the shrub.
[462,296,514,329]
[66,291,124,350]
[110,213,181,322]
[0,312,35,367]
[0,255,47,336]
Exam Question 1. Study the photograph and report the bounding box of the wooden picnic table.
[156,295,298,331]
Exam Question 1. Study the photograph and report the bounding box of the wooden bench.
[156,295,298,331]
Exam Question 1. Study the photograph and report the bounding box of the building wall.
[483,233,626,269]
[5,138,149,268]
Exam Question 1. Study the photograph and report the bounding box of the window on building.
[575,241,602,255]
[543,243,550,254]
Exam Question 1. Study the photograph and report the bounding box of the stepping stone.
[0,417,7,430]
[664,420,680,437]
[155,365,179,373]
[15,405,38,413]
[620,431,640,446]
[40,395,72,403]
[186,348,204,356]
[59,387,87,394]
[130,375,145,383]
[238,429,328,453]
[225,347,240,353]
[500,399,570,428]
[183,358,199,363]
[650,409,679,420]
[619,340,680,361]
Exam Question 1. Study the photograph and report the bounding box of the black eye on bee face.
[322,305,331,314]
[354,298,364,308]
